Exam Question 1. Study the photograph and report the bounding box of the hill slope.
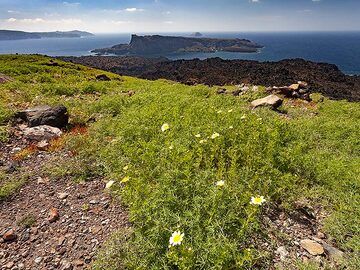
[0,55,359,269]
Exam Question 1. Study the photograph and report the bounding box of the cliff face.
[92,35,263,55]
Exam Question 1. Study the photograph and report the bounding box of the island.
[190,32,203,37]
[0,30,94,41]
[91,34,263,56]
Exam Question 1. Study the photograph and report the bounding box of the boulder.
[251,95,283,109]
[16,105,69,128]
[23,125,62,141]
[289,83,300,90]
[96,74,111,81]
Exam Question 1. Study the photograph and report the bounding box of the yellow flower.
[121,176,130,183]
[199,139,207,144]
[161,123,170,132]
[211,132,220,139]
[216,180,225,187]
[241,115,246,120]
[169,145,174,150]
[250,196,266,205]
[217,110,223,114]
[229,126,234,129]
[105,180,115,189]
[169,231,184,247]
[123,165,129,171]
[228,109,234,113]
[195,134,201,138]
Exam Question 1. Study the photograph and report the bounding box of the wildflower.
[216,180,225,187]
[169,145,174,150]
[250,196,266,205]
[217,110,223,114]
[169,231,184,247]
[199,139,207,144]
[123,165,129,171]
[229,126,234,129]
[105,180,115,189]
[120,176,130,183]
[211,132,220,139]
[228,109,234,113]
[195,134,201,138]
[161,123,170,132]
[241,115,246,120]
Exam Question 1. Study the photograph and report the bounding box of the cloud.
[63,2,80,7]
[110,20,133,25]
[250,0,260,3]
[125,8,145,12]
[163,21,174,24]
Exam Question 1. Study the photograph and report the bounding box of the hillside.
[0,30,94,41]
[0,55,359,269]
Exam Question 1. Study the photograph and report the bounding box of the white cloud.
[163,21,174,24]
[125,8,145,12]
[63,2,80,7]
[250,0,260,3]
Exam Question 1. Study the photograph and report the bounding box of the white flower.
[169,231,184,246]
[211,132,220,139]
[215,180,225,187]
[228,109,233,113]
[199,139,207,144]
[250,196,266,205]
[169,145,174,150]
[229,126,234,129]
[195,134,201,138]
[161,123,170,132]
[105,180,115,189]
[217,110,223,114]
[241,115,246,120]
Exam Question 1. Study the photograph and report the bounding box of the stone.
[34,257,42,264]
[48,208,60,223]
[73,259,84,267]
[18,263,25,270]
[16,105,69,128]
[36,140,49,151]
[23,125,62,142]
[289,83,300,90]
[2,228,17,242]
[96,74,111,81]
[276,246,289,261]
[300,239,324,256]
[58,192,69,200]
[314,238,344,263]
[251,95,283,109]
[5,262,14,269]
[298,81,309,88]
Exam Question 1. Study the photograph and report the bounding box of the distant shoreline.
[0,30,94,41]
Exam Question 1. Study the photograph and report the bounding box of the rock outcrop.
[251,95,283,109]
[91,34,263,55]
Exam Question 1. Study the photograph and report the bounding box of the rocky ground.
[59,56,360,102]
[0,122,129,270]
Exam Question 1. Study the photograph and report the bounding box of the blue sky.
[0,0,359,33]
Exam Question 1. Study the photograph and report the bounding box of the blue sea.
[0,32,359,75]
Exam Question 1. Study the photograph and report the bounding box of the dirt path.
[0,128,129,270]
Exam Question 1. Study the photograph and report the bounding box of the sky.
[0,0,359,33]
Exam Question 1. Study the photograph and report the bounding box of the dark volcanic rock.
[91,34,263,55]
[16,105,69,128]
[59,56,360,102]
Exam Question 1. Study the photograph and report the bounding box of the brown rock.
[48,208,60,223]
[23,125,63,142]
[73,259,84,267]
[2,229,17,242]
[300,239,324,256]
[289,83,300,90]
[36,140,49,151]
[251,94,283,109]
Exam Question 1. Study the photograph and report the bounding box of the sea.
[0,31,359,75]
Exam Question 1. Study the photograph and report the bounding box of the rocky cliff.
[91,34,263,55]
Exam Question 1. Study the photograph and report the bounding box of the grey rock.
[16,105,68,128]
[276,246,289,261]
[251,94,283,109]
[23,125,62,141]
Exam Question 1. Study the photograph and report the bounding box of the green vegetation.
[0,55,359,269]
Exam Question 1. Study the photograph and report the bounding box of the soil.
[59,56,360,102]
[0,126,129,270]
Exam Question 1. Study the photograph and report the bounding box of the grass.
[0,55,359,269]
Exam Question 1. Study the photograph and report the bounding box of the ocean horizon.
[0,31,359,75]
